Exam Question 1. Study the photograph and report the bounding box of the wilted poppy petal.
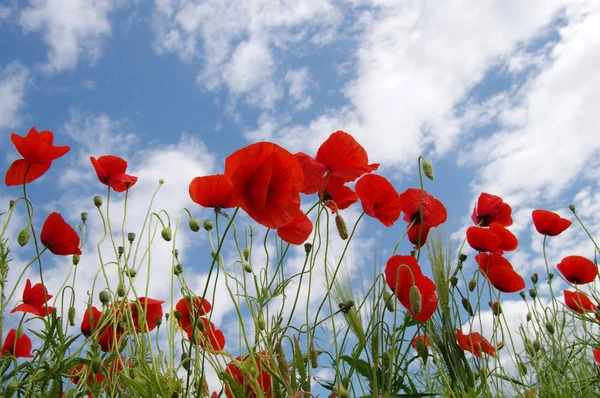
[532,210,572,236]
[489,222,518,253]
[466,227,501,253]
[1,329,33,358]
[277,211,313,245]
[557,256,598,285]
[471,192,512,227]
[295,152,328,195]
[40,212,82,256]
[189,174,234,208]
[315,131,379,182]
[355,174,402,227]
[563,290,596,313]
[399,188,447,228]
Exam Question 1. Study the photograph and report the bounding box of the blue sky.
[1,0,600,393]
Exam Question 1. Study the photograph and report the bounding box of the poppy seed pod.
[459,253,468,262]
[155,317,162,327]
[203,220,213,231]
[99,290,110,304]
[81,212,88,222]
[468,279,477,292]
[128,232,136,243]
[18,228,30,247]
[409,285,422,315]
[304,243,312,254]
[569,204,576,212]
[93,196,103,207]
[116,283,126,297]
[189,218,201,232]
[422,158,434,181]
[529,289,537,299]
[161,227,172,242]
[118,246,124,256]
[335,214,348,240]
[173,311,182,320]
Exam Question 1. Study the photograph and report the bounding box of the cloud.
[286,67,313,110]
[18,0,123,72]
[0,62,29,131]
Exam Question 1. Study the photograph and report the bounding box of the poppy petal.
[315,131,379,182]
[399,188,447,228]
[40,212,82,256]
[277,211,313,245]
[466,226,501,253]
[189,174,234,208]
[4,159,52,186]
[355,174,402,227]
[471,192,512,227]
[295,152,328,195]
[557,256,598,285]
[532,209,572,236]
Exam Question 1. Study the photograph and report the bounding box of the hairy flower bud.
[161,227,172,242]
[203,220,213,231]
[81,212,88,222]
[416,338,428,363]
[116,283,126,297]
[243,247,250,262]
[335,214,348,240]
[519,291,526,299]
[159,179,165,185]
[128,232,136,243]
[189,218,201,232]
[569,204,576,212]
[468,279,477,292]
[181,353,191,372]
[383,291,395,312]
[531,273,538,284]
[382,351,392,371]
[17,228,30,247]
[118,246,124,256]
[173,311,182,320]
[545,322,555,334]
[91,357,103,374]
[242,263,253,273]
[332,386,350,398]
[422,158,434,181]
[155,317,162,327]
[93,196,103,207]
[409,285,422,315]
[126,268,137,278]
[257,315,266,331]
[310,346,319,369]
[533,340,541,352]
[518,362,527,376]
[99,290,110,305]
[5,382,18,397]
[72,254,80,266]
[450,276,459,287]
[492,302,502,316]
[174,263,183,275]
[68,307,76,327]
[529,289,537,299]
[461,297,474,316]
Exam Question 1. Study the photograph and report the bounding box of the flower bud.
[525,341,535,357]
[126,269,137,278]
[257,315,266,331]
[128,232,136,243]
[468,279,476,292]
[17,228,30,247]
[93,196,103,207]
[203,220,213,231]
[181,353,191,372]
[492,302,502,316]
[518,362,527,376]
[159,179,165,185]
[91,357,103,374]
[331,386,350,398]
[116,283,126,297]
[81,212,88,222]
[310,347,319,369]
[174,311,182,320]
[382,351,392,371]
[242,263,253,273]
[189,218,201,232]
[529,289,537,299]
[533,340,541,352]
[459,253,467,262]
[383,291,395,312]
[548,273,554,281]
[422,158,434,181]
[174,263,183,275]
[5,381,18,397]
[497,341,504,350]
[519,291,526,299]
[99,290,110,304]
[118,246,124,256]
[173,249,179,258]
[450,276,459,287]
[155,317,162,327]
[416,338,428,363]
[243,247,250,261]
[72,254,80,265]
[569,204,576,212]
[545,322,555,334]
[8,200,15,209]
[195,320,205,333]
[531,273,538,284]
[409,285,422,315]
[526,312,531,322]
[335,214,348,240]
[461,297,474,316]
[161,227,172,241]
[68,307,76,327]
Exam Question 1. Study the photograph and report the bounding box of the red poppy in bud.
[187,318,226,351]
[5,127,70,186]
[475,253,525,293]
[471,193,512,227]
[90,155,138,192]
[225,142,304,229]
[489,222,518,253]
[189,174,234,208]
[11,279,53,317]
[70,363,105,385]
[130,297,165,332]
[1,329,33,358]
[322,176,358,213]
[81,306,103,337]
[315,131,379,183]
[385,255,438,322]
[295,152,329,195]
[224,351,273,398]
[557,256,598,285]
[277,211,313,245]
[564,290,596,313]
[411,335,431,349]
[456,329,495,358]
[466,227,501,253]
[399,188,448,228]
[407,224,431,249]
[40,212,82,255]
[532,210,571,236]
[594,348,600,363]
[175,297,212,334]
[355,174,402,227]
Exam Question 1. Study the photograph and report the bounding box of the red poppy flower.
[564,290,596,313]
[277,211,313,245]
[407,224,431,249]
[489,222,518,253]
[189,174,234,208]
[1,329,33,358]
[322,176,358,213]
[532,210,572,236]
[456,329,495,358]
[466,227,501,253]
[471,193,512,227]
[557,256,598,285]
[10,279,53,317]
[475,253,525,293]
[130,297,165,332]
[81,306,103,337]
[225,142,304,229]
[5,127,70,186]
[70,363,105,385]
[399,188,447,228]
[90,155,138,192]
[175,297,212,334]
[355,174,402,227]
[98,326,123,352]
[40,212,82,256]
[315,131,379,183]
[187,318,226,351]
[385,255,438,322]
[594,348,600,363]
[224,352,273,398]
[411,335,431,349]
[295,152,329,195]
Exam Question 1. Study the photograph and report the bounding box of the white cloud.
[286,67,313,110]
[0,62,29,131]
[19,0,122,72]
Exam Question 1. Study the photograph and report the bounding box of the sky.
[1,0,600,394]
